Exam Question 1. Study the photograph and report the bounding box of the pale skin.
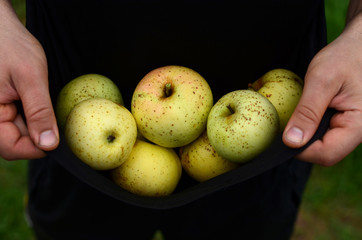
[0,0,59,160]
[0,0,361,166]
[282,1,362,166]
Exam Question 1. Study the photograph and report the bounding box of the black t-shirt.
[26,1,327,239]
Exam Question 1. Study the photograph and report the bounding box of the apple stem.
[227,104,235,114]
[164,83,172,97]
[107,135,116,143]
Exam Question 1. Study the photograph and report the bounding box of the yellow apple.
[65,98,137,170]
[111,140,182,197]
[56,73,123,130]
[180,131,239,182]
[249,69,303,131]
[207,90,279,163]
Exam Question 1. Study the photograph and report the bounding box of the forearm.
[335,0,362,44]
[0,0,24,34]
[347,0,362,23]
[0,0,18,20]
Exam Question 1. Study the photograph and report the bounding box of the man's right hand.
[0,0,59,160]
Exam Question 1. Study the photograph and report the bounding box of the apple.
[179,131,239,182]
[131,65,213,148]
[64,98,137,170]
[207,90,279,163]
[111,139,182,197]
[56,73,124,130]
[248,69,303,131]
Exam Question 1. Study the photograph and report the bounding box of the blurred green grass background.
[1,0,361,240]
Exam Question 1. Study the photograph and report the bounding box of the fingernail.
[286,127,304,144]
[39,130,57,147]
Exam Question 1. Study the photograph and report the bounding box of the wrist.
[347,0,362,23]
[340,11,362,43]
[0,0,24,31]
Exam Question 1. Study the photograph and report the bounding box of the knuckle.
[317,154,336,167]
[307,58,338,86]
[1,154,17,161]
[0,104,15,122]
[12,52,47,84]
[26,105,53,124]
[312,146,339,167]
[16,60,46,82]
[294,104,321,126]
[297,140,339,167]
[0,137,43,160]
[0,145,17,161]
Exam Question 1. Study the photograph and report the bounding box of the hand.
[283,14,362,166]
[0,0,59,160]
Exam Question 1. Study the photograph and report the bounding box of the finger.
[283,66,339,148]
[12,61,59,151]
[14,113,29,136]
[0,103,17,123]
[0,104,45,160]
[296,110,362,166]
[0,123,46,160]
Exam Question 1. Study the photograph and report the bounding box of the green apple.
[248,69,303,131]
[207,90,279,163]
[65,98,137,170]
[56,73,124,130]
[131,65,213,148]
[111,140,182,197]
[180,131,239,182]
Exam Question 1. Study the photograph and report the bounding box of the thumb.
[14,65,59,151]
[282,68,338,148]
